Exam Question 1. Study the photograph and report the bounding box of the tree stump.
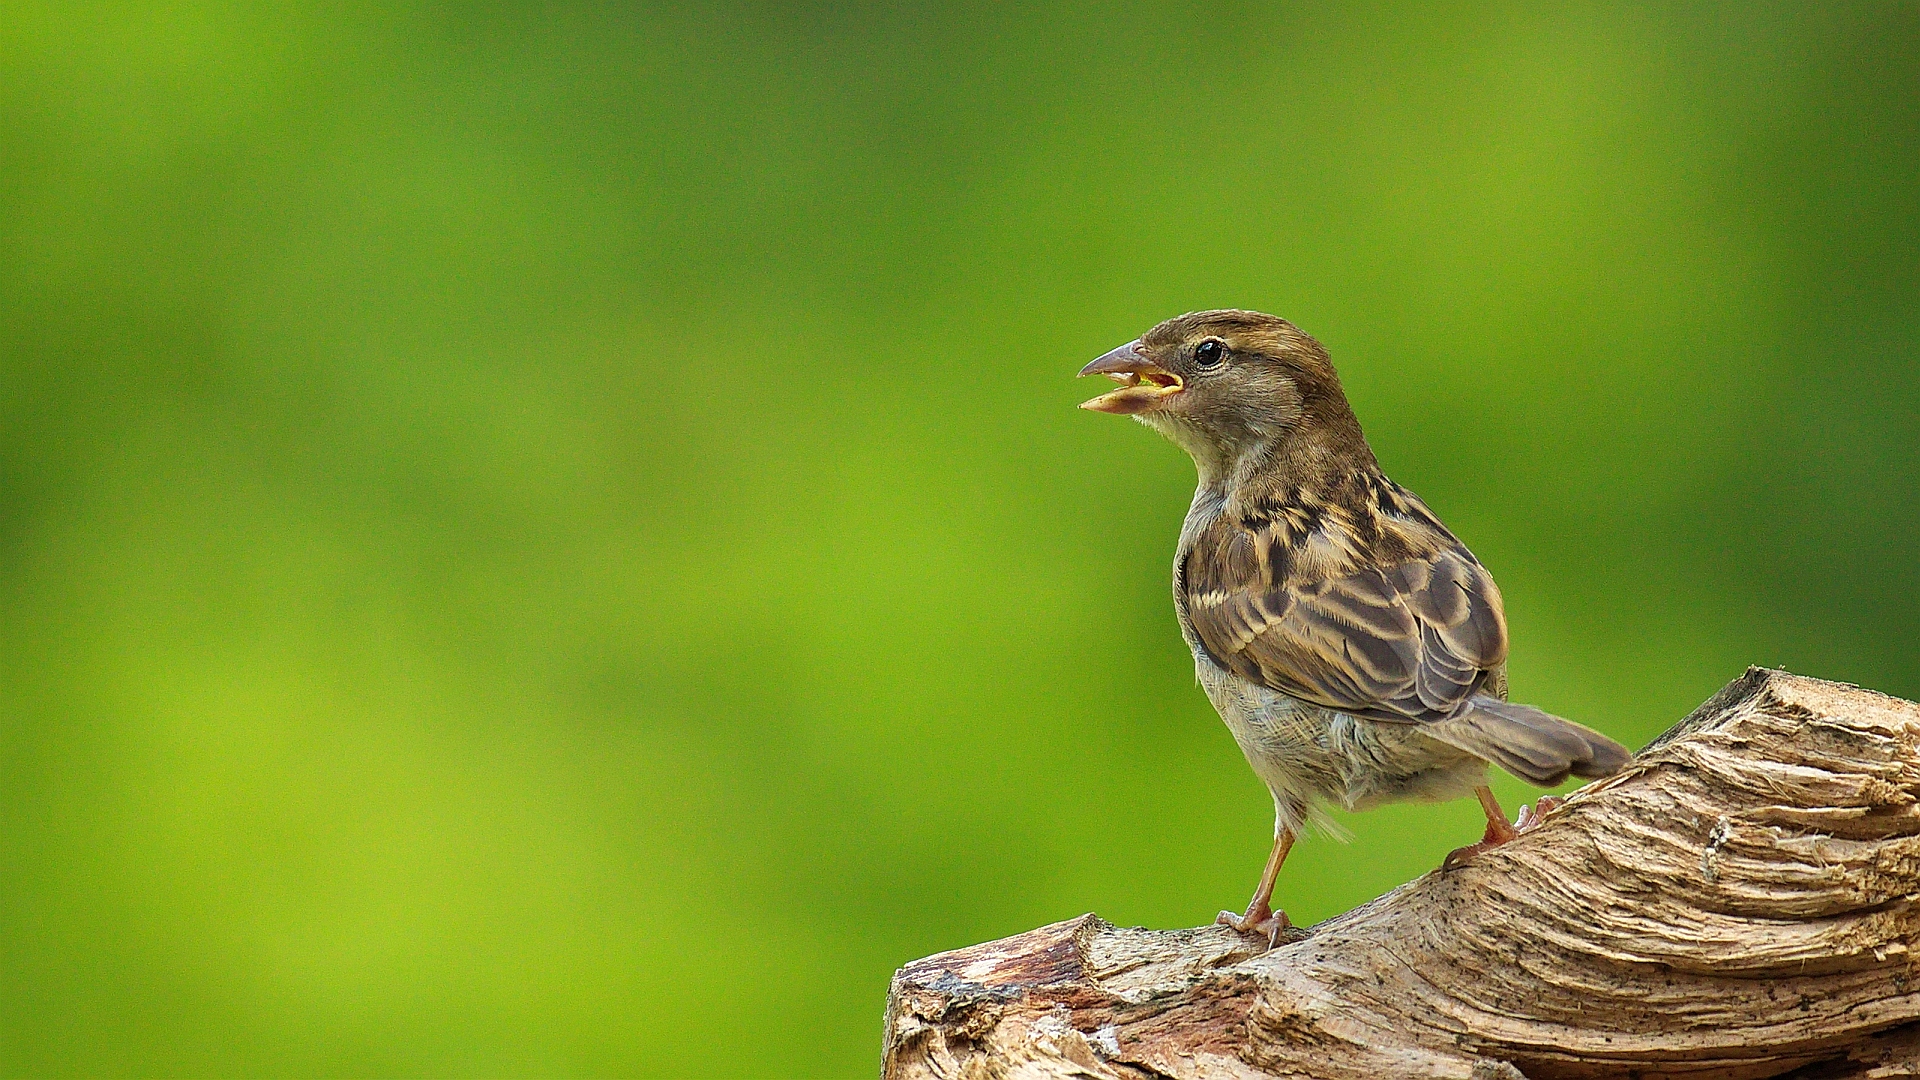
[882,669,1920,1079]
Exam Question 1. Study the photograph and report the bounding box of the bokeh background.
[3,2,1918,1075]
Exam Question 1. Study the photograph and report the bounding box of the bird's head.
[1078,310,1367,476]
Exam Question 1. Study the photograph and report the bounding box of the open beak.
[1077,340,1184,414]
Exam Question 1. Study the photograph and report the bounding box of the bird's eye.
[1193,339,1226,368]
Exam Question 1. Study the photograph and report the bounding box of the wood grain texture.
[882,669,1920,1079]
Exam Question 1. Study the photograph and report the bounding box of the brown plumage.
[1079,309,1629,942]
[1180,472,1503,725]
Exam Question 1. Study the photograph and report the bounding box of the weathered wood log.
[883,669,1920,1079]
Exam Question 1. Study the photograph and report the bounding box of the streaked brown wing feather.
[1183,494,1508,724]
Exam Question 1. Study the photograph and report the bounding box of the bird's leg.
[1216,826,1295,946]
[1475,784,1520,845]
[1444,785,1562,868]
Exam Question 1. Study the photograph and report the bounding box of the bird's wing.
[1181,491,1508,724]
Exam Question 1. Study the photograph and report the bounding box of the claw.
[1444,792,1565,869]
[1217,902,1292,948]
[1443,839,1496,869]
[1514,794,1564,832]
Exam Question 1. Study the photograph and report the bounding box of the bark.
[882,669,1920,1080]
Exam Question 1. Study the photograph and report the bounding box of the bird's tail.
[1428,696,1631,787]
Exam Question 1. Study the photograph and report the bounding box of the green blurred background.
[2,2,1917,1075]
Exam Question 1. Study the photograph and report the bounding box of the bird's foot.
[1514,794,1564,832]
[1442,838,1501,869]
[1216,901,1292,948]
[1443,795,1565,869]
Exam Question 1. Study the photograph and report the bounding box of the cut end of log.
[882,669,1920,1080]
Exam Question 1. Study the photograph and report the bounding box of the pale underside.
[1194,645,1489,838]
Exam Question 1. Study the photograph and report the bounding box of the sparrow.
[1078,310,1629,943]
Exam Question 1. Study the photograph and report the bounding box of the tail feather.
[1429,696,1631,787]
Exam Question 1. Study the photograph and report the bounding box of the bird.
[1077,309,1629,944]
